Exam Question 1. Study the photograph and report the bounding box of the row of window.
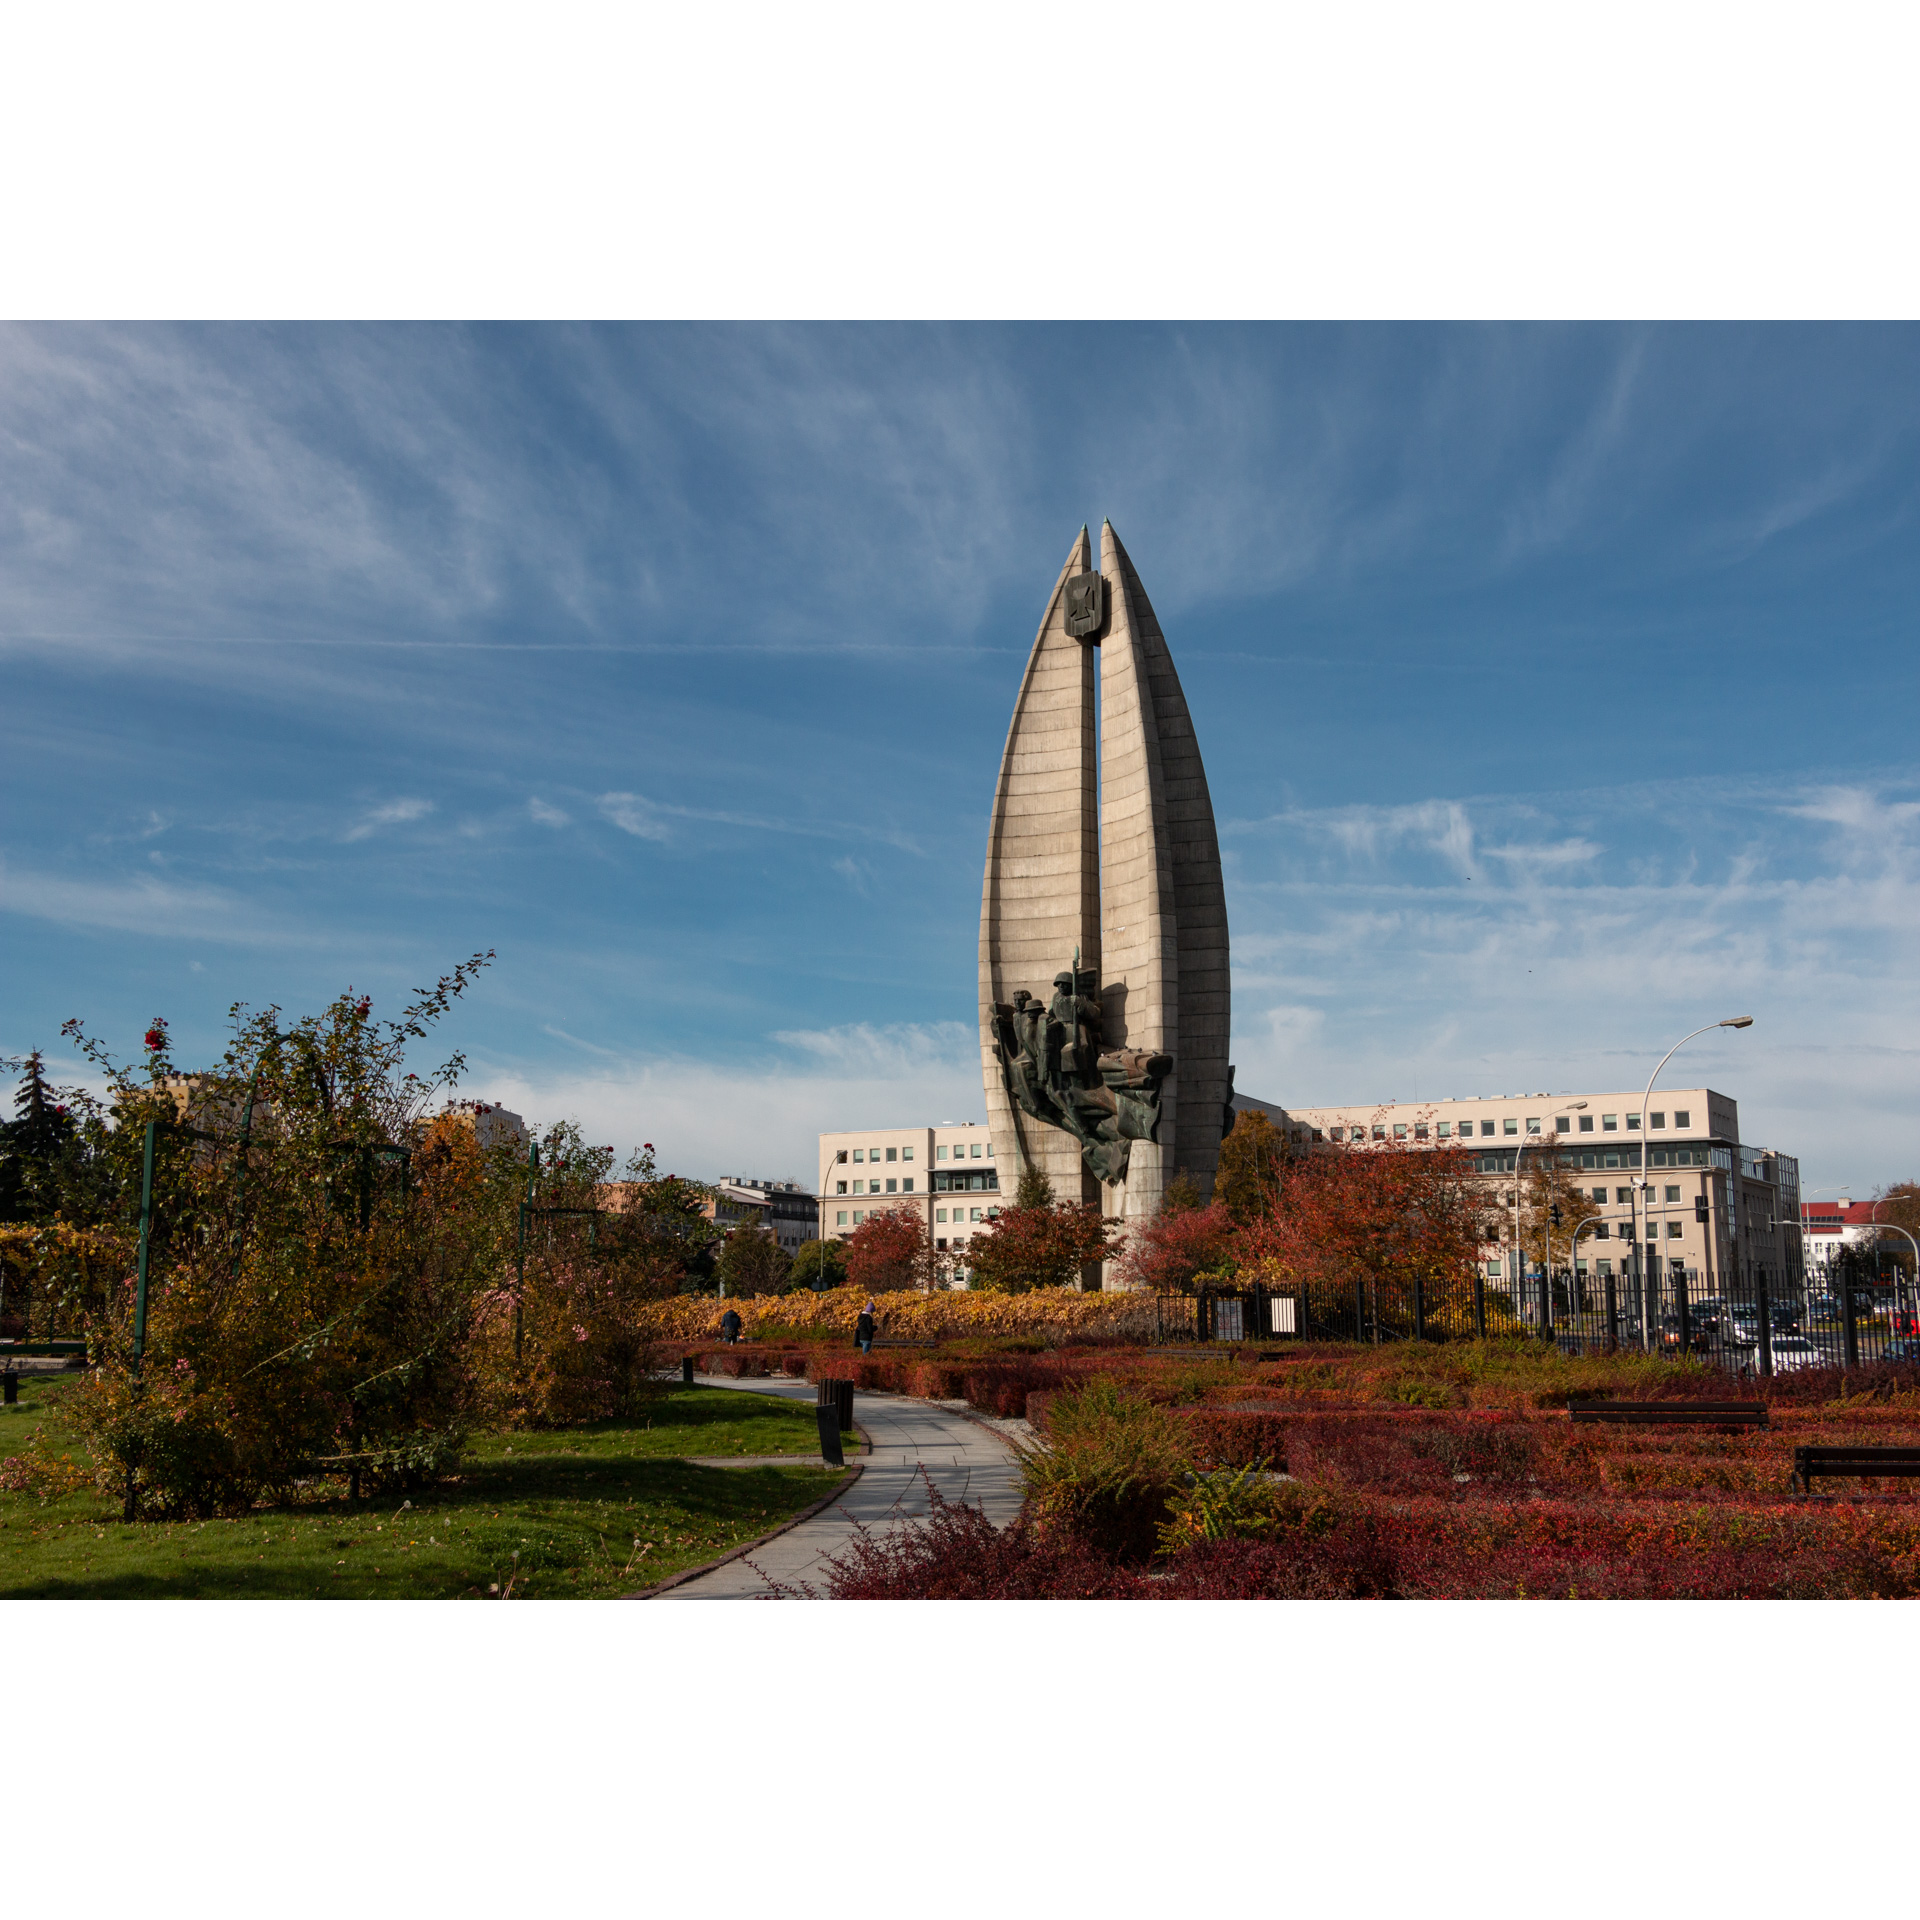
[836,1178,914,1195]
[1474,1148,1712,1174]
[833,1205,996,1228]
[834,1142,994,1165]
[1328,1109,1693,1144]
[1486,1256,1691,1278]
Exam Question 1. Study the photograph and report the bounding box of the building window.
[1435,1122,1450,1138]
[1328,1127,1344,1142]
[936,1145,947,1161]
[1625,1114,1641,1130]
[1393,1123,1408,1139]
[1604,1153,1619,1169]
[1650,1112,1666,1129]
[902,1147,914,1161]
[1481,1121,1496,1137]
[884,1179,897,1193]
[852,1149,864,1162]
[1503,1118,1518,1136]
[1673,1109,1691,1129]
[936,1237,947,1250]
[1665,1185,1681,1203]
[1524,1118,1538,1134]
[885,1148,897,1162]
[836,1211,848,1227]
[836,1149,848,1163]
[986,1145,993,1157]
[1311,1128,1324,1142]
[936,1208,947,1223]
[1598,1259,1614,1277]
[1579,1115,1594,1132]
[1555,1116,1570,1133]
[1602,1115,1618,1132]
[970,1144,982,1158]
[1666,1221,1683,1238]
[970,1207,982,1221]
[902,1178,914,1193]
[853,1210,866,1223]
[1616,1187,1632,1205]
[1372,1126,1386,1141]
[1414,1124,1428,1140]
[1594,1222,1610,1239]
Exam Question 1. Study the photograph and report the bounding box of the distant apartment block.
[703,1175,820,1258]
[817,1121,1000,1258]
[1800,1197,1894,1278]
[1269,1087,1802,1300]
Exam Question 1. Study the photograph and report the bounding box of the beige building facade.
[816,1121,1002,1260]
[1270,1087,1803,1301]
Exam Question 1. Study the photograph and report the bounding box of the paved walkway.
[648,1376,1024,1600]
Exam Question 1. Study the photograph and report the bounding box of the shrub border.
[628,1422,871,1600]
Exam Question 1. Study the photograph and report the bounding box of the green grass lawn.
[0,1379,847,1599]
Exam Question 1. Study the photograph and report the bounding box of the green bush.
[1016,1378,1192,1563]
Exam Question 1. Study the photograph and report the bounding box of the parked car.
[1882,1337,1920,1365]
[1658,1313,1712,1355]
[1807,1295,1841,1323]
[1768,1335,1824,1373]
[1722,1311,1760,1348]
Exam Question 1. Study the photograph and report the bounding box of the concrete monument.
[979,523,1232,1237]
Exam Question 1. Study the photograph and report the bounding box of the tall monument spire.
[980,523,1232,1247]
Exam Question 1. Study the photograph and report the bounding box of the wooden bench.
[1568,1400,1768,1430]
[1792,1446,1920,1495]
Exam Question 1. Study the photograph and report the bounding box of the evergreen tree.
[1014,1162,1055,1210]
[1159,1167,1203,1216]
[0,1051,81,1224]
[1215,1111,1287,1224]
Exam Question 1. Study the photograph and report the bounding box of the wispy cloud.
[343,797,432,841]
[596,791,670,841]
[529,797,570,827]
[0,862,303,946]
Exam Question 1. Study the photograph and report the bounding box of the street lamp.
[1871,1196,1920,1341]
[1634,1017,1753,1353]
[1513,1101,1586,1334]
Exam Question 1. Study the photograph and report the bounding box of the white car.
[1768,1335,1824,1373]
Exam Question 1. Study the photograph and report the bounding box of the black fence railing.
[1153,1266,1920,1377]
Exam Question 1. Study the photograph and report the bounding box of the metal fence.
[1153,1262,1919,1378]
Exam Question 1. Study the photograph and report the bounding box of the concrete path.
[648,1376,1024,1600]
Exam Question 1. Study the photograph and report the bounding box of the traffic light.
[1549,1204,1563,1228]
[1695,1198,1710,1223]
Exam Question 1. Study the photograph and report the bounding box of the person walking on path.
[854,1300,876,1354]
[720,1306,743,1344]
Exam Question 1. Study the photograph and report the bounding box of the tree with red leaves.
[1237,1138,1489,1327]
[964,1187,1122,1293]
[1112,1200,1239,1292]
[844,1205,941,1292]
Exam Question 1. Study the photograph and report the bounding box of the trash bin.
[2,1371,16,1406]
[815,1401,845,1467]
[680,1355,695,1385]
[816,1377,853,1432]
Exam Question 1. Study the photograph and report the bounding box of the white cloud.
[343,796,433,841]
[1226,777,1920,1194]
[0,862,303,945]
[464,1021,983,1184]
[597,791,671,841]
[529,797,570,827]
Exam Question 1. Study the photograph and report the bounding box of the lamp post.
[1512,1102,1586,1334]
[1871,1196,1920,1341]
[1634,1018,1753,1352]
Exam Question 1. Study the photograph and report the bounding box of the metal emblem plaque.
[1064,571,1105,640]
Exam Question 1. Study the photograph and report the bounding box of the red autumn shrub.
[1111,1202,1239,1292]
[1175,1407,1294,1468]
[823,1480,1142,1598]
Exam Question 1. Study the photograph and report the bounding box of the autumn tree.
[1239,1138,1488,1329]
[1516,1155,1602,1273]
[1111,1202,1237,1293]
[716,1218,791,1296]
[789,1237,849,1290]
[1160,1167,1204,1216]
[845,1206,941,1292]
[1215,1110,1288,1224]
[965,1196,1122,1293]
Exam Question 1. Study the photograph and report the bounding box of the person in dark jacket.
[854,1300,876,1354]
[719,1306,743,1344]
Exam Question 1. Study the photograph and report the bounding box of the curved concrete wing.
[978,528,1102,1206]
[1100,521,1231,1222]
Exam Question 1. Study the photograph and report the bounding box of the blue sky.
[4,322,1918,1194]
